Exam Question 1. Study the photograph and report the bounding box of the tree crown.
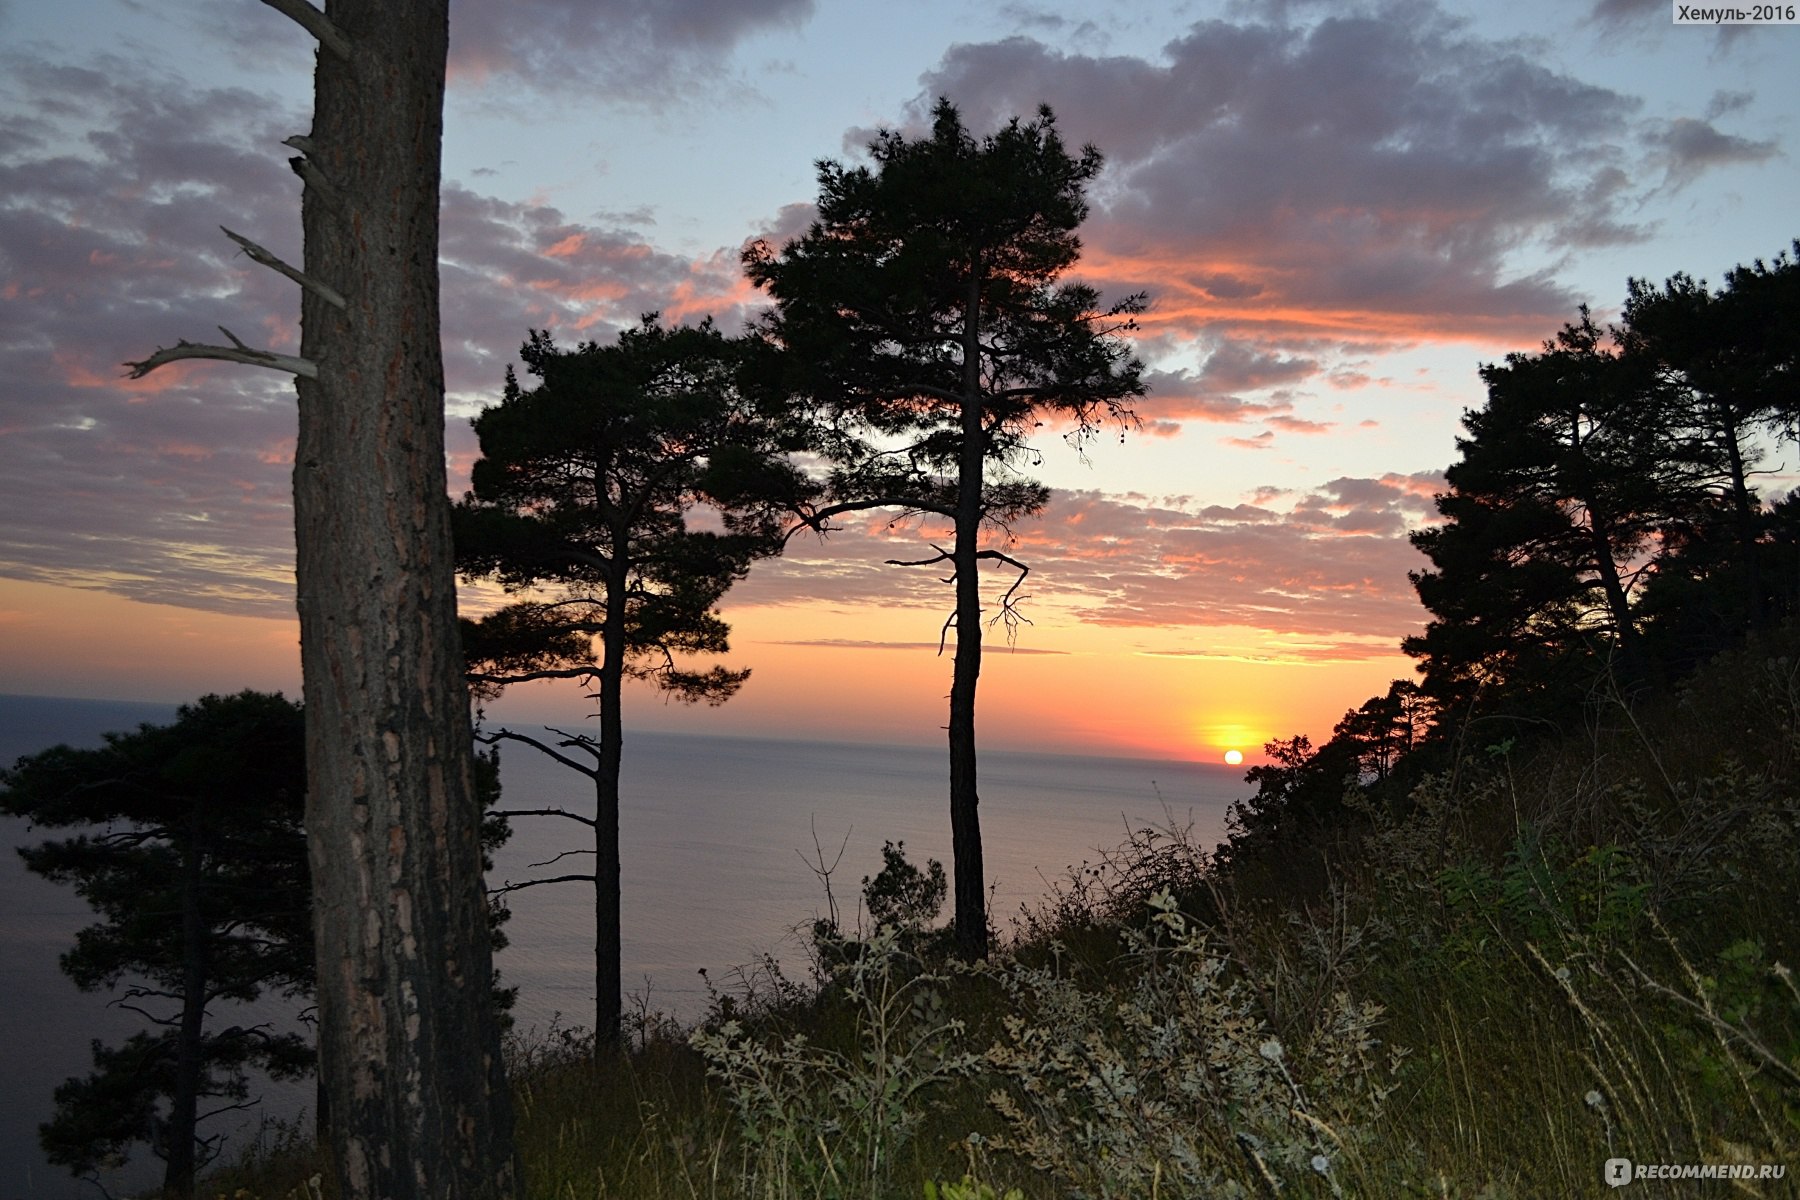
[743,98,1145,521]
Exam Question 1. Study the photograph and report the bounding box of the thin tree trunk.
[1585,505,1642,678]
[295,2,517,1196]
[164,829,206,1199]
[949,266,988,961]
[1718,408,1765,628]
[594,563,627,1050]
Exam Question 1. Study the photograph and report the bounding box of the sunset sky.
[1,0,1795,762]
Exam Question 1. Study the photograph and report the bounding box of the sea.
[0,693,1246,1198]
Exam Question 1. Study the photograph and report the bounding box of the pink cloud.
[0,55,774,617]
[732,478,1444,649]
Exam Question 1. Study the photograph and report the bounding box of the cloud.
[732,475,1444,649]
[890,2,1778,412]
[1585,0,1666,31]
[0,53,763,616]
[437,185,754,405]
[444,0,815,99]
[1647,117,1779,189]
[1586,0,1760,45]
[767,638,1068,654]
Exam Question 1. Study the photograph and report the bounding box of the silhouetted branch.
[491,807,596,828]
[796,817,853,935]
[490,873,595,897]
[785,496,958,543]
[466,665,604,688]
[977,548,1033,643]
[475,728,597,778]
[528,847,596,870]
[542,726,603,762]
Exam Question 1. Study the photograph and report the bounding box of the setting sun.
[1224,749,1244,765]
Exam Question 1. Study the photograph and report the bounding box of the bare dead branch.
[198,1098,261,1124]
[221,226,346,310]
[258,0,352,59]
[976,547,1029,577]
[528,847,597,870]
[887,543,955,578]
[124,337,317,381]
[489,873,596,897]
[542,725,601,751]
[888,543,957,597]
[977,547,1033,643]
[490,806,597,828]
[286,153,344,212]
[795,816,853,934]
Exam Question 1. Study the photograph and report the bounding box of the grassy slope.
[213,635,1800,1200]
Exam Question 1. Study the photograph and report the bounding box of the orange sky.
[0,574,1411,765]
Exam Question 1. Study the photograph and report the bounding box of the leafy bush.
[692,926,980,1198]
[983,890,1401,1198]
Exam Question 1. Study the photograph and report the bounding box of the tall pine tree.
[1406,313,1700,711]
[455,316,806,1046]
[744,101,1145,958]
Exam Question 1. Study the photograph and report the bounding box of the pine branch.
[473,728,598,778]
[490,807,597,828]
[527,847,597,870]
[489,873,596,897]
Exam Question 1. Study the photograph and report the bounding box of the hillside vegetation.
[209,617,1799,1199]
[195,241,1800,1199]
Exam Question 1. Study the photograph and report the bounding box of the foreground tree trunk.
[292,1,518,1195]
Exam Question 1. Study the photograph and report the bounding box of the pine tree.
[744,100,1146,958]
[455,316,807,1047]
[2,693,311,1199]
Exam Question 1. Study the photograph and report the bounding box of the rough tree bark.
[128,1,521,1195]
[291,2,518,1195]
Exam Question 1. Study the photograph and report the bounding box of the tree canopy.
[1404,312,1706,710]
[1,692,312,1199]
[744,99,1146,959]
[455,314,806,1045]
[1226,243,1800,892]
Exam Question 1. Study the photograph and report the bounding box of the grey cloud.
[445,0,815,99]
[913,4,1681,342]
[0,55,758,617]
[1648,117,1779,188]
[1706,90,1755,120]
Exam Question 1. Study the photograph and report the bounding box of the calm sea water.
[0,693,1245,1197]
